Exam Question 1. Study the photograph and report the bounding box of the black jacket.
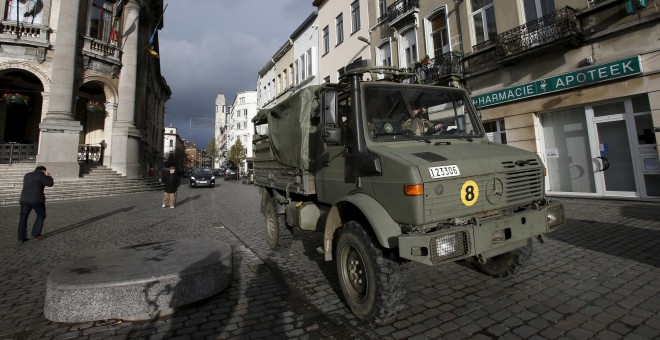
[162,171,180,193]
[19,170,54,204]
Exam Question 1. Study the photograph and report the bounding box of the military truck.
[251,61,564,325]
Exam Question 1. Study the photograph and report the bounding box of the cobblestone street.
[1,181,658,339]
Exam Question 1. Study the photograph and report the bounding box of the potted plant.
[1,92,29,106]
[86,100,105,113]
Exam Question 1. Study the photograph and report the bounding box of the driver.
[401,103,443,136]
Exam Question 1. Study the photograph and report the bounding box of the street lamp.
[357,36,370,45]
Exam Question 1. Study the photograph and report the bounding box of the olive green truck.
[252,61,564,325]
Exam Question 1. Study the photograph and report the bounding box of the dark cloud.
[159,0,314,148]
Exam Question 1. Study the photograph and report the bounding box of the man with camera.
[17,165,54,242]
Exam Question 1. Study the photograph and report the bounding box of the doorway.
[542,95,658,198]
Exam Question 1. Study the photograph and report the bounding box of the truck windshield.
[363,84,483,141]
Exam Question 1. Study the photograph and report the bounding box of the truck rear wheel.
[264,198,292,251]
[473,238,533,278]
[336,221,405,325]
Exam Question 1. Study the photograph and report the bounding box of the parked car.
[182,168,192,178]
[224,167,238,180]
[241,169,254,184]
[213,168,223,176]
[189,168,215,188]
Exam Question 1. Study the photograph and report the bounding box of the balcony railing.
[403,52,463,85]
[0,143,36,164]
[0,20,49,46]
[82,36,122,65]
[495,7,579,59]
[387,0,419,24]
[78,144,102,163]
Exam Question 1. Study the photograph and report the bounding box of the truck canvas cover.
[252,86,320,171]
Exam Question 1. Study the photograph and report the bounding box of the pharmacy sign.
[472,56,642,108]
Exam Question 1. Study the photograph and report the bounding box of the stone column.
[36,1,83,180]
[111,0,142,177]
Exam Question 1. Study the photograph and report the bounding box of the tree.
[205,136,221,167]
[229,139,246,167]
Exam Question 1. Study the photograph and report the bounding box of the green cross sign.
[472,56,642,108]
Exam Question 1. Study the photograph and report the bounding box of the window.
[523,0,555,22]
[400,29,417,68]
[169,140,173,147]
[300,54,307,80]
[336,13,344,45]
[483,119,506,144]
[471,0,497,45]
[294,60,299,85]
[376,42,392,67]
[90,0,114,41]
[351,1,360,33]
[283,69,288,89]
[322,26,330,55]
[378,0,387,21]
[429,12,449,57]
[4,0,44,24]
[239,97,245,104]
[324,76,331,83]
[306,48,313,78]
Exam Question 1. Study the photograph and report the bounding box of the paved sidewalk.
[0,182,659,339]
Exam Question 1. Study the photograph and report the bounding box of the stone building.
[0,0,170,180]
[361,0,659,199]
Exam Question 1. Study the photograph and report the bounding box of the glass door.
[588,101,638,197]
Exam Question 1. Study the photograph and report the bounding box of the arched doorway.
[0,69,44,163]
[76,81,107,163]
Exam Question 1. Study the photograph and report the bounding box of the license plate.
[428,165,460,179]
[198,181,207,184]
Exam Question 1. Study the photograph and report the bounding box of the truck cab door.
[316,92,357,204]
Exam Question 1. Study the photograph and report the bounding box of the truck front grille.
[424,168,544,222]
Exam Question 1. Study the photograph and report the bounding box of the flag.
[109,26,117,42]
[115,0,124,18]
[147,47,159,58]
[146,3,167,59]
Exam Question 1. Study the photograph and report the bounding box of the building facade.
[163,124,184,170]
[314,0,372,83]
[362,0,660,199]
[0,0,170,180]
[227,91,257,172]
[213,91,227,168]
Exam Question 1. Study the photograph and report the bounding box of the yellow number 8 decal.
[461,180,479,206]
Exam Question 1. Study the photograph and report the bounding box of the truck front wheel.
[264,198,292,251]
[473,238,533,278]
[336,221,405,325]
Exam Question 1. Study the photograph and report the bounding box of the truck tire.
[264,198,292,251]
[336,221,405,325]
[473,238,533,278]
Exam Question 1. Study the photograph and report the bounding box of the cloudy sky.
[159,1,315,149]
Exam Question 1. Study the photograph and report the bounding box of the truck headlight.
[547,204,565,229]
[430,231,470,264]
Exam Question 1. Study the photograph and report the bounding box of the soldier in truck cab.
[401,103,444,136]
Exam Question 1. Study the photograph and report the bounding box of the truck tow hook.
[536,235,545,244]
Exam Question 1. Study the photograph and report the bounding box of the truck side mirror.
[322,90,337,125]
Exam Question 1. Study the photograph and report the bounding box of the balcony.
[0,21,50,61]
[82,36,122,70]
[404,52,463,85]
[387,0,419,27]
[494,7,579,60]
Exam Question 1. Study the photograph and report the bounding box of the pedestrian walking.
[17,165,54,242]
[161,166,180,208]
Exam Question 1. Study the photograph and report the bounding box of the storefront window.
[592,101,624,117]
